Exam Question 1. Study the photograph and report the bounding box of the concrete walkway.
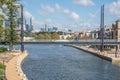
[5,51,28,80]
[65,44,120,63]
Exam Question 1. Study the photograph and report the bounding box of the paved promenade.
[65,45,120,63]
[5,51,28,80]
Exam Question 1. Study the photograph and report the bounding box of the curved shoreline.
[5,51,28,80]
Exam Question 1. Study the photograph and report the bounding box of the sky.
[20,0,120,31]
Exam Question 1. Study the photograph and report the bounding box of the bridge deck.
[22,40,120,45]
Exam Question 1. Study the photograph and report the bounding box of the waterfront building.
[74,31,79,40]
[104,26,112,39]
[91,30,99,39]
[59,34,73,40]
[78,30,92,39]
[24,37,35,41]
[92,19,120,40]
[112,19,120,40]
[60,29,73,40]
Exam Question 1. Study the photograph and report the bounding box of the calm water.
[21,44,120,80]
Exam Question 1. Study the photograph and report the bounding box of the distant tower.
[30,17,32,26]
[25,18,34,37]
[45,24,48,32]
[28,17,33,36]
[25,19,28,31]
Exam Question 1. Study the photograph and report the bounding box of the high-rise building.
[25,17,33,37]
[45,24,48,32]
[52,27,58,32]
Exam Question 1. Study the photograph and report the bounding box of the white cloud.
[37,3,81,30]
[88,13,96,18]
[24,10,43,30]
[39,3,81,22]
[61,22,99,31]
[73,0,95,6]
[45,18,52,23]
[55,3,62,11]
[55,3,80,22]
[24,10,34,19]
[40,4,54,15]
[63,9,70,14]
[106,0,120,17]
[70,12,80,21]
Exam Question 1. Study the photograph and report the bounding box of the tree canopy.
[37,32,60,40]
[0,14,5,41]
[0,0,20,51]
[51,32,60,40]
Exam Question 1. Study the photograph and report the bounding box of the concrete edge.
[64,44,120,64]
[5,50,28,80]
[18,51,28,80]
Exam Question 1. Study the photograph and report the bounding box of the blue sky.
[20,0,120,31]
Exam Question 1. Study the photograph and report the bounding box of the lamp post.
[20,4,24,53]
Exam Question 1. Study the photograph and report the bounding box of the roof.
[116,19,120,22]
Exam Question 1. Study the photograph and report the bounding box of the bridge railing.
[23,39,119,42]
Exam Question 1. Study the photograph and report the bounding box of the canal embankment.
[65,44,120,63]
[5,50,28,80]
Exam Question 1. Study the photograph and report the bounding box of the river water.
[21,44,120,80]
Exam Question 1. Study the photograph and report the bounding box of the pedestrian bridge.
[23,39,120,45]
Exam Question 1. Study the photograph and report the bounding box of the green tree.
[51,32,60,40]
[38,34,44,39]
[0,0,6,9]
[24,31,29,37]
[66,36,73,40]
[78,36,91,40]
[32,33,38,39]
[0,14,5,41]
[2,0,19,51]
[44,33,51,40]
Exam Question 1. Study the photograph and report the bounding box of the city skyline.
[20,0,120,31]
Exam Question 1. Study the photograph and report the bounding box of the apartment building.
[112,19,120,40]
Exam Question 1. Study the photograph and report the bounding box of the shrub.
[0,47,8,52]
[0,69,4,75]
[0,63,5,80]
[0,63,5,76]
[0,64,5,70]
[0,76,2,80]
